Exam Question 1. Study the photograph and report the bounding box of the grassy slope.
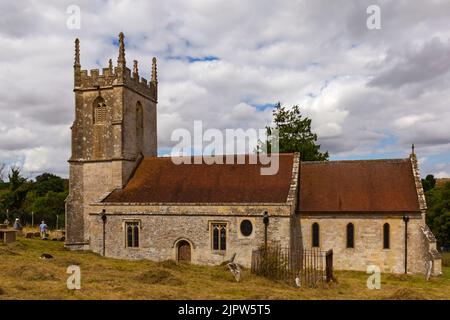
[0,238,449,300]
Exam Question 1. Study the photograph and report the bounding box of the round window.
[240,219,253,237]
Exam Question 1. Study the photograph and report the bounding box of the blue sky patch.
[167,55,219,63]
[251,103,277,111]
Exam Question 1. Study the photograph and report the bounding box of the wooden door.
[177,241,191,262]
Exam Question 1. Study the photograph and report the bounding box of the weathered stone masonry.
[88,204,292,266]
[65,34,441,274]
[66,33,157,249]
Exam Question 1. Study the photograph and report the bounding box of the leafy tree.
[8,167,27,191]
[31,191,67,228]
[34,173,65,196]
[1,167,31,212]
[259,103,329,161]
[422,174,436,192]
[425,181,450,248]
[0,168,68,228]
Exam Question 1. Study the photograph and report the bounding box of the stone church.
[66,34,441,275]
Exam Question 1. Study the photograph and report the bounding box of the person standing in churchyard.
[39,221,48,239]
[13,218,22,231]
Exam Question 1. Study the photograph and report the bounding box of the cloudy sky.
[1,0,450,179]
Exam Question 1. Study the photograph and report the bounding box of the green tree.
[0,168,68,228]
[31,191,67,228]
[425,181,450,248]
[8,167,26,191]
[422,174,436,192]
[34,172,65,196]
[2,167,30,211]
[259,103,329,161]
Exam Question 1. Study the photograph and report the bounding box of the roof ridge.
[145,153,295,160]
[301,158,410,164]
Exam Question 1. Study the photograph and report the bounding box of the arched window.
[125,221,139,248]
[93,97,107,124]
[212,223,226,251]
[312,223,320,247]
[136,102,144,151]
[346,223,354,248]
[383,223,390,249]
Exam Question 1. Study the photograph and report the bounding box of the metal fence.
[251,244,333,287]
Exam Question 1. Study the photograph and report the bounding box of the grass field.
[0,237,449,300]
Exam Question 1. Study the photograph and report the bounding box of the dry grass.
[0,238,449,300]
[442,252,450,267]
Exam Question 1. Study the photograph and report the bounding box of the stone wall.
[300,213,427,274]
[87,203,292,267]
[66,52,157,249]
[65,163,84,246]
[409,151,441,275]
[122,88,157,158]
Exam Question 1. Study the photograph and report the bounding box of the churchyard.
[0,236,449,300]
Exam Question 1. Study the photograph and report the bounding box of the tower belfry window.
[94,98,107,124]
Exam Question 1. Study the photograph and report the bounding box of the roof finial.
[74,38,80,68]
[117,32,126,67]
[151,57,157,82]
[411,143,415,155]
[108,58,113,72]
[133,60,139,77]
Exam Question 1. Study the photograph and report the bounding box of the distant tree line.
[0,165,68,230]
[422,175,450,249]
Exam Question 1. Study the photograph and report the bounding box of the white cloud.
[435,171,450,179]
[0,0,450,178]
[393,114,435,129]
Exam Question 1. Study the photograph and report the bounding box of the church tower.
[66,33,157,249]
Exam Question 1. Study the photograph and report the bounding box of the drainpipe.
[101,209,107,257]
[263,211,269,247]
[403,214,410,274]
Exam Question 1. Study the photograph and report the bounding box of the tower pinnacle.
[133,60,139,78]
[74,38,80,68]
[117,32,126,67]
[151,57,157,83]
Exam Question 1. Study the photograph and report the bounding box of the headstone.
[1,230,17,244]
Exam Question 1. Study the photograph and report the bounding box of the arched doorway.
[177,240,191,263]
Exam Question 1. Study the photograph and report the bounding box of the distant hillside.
[436,178,450,187]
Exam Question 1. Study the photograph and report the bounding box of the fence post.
[326,249,333,282]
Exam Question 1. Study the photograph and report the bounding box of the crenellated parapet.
[76,65,157,100]
[74,33,157,102]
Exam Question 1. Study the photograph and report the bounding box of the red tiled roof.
[298,159,420,212]
[104,154,294,203]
